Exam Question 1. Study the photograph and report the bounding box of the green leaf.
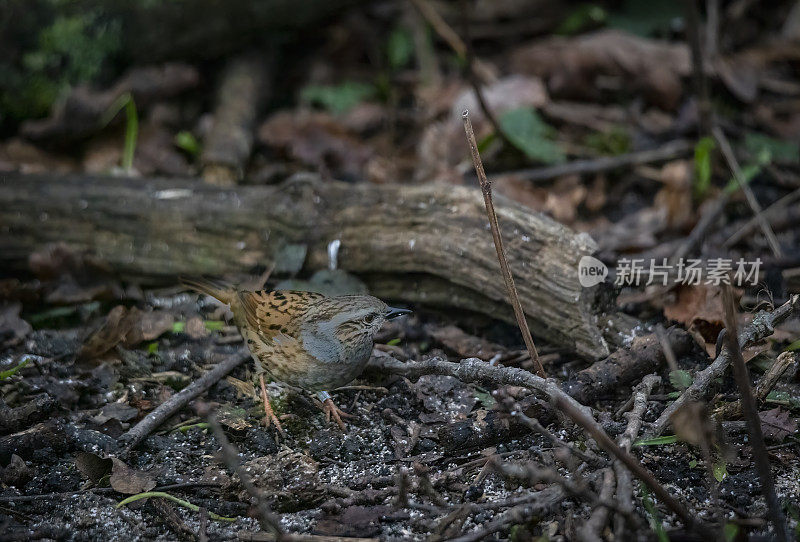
[177,422,210,433]
[0,358,30,380]
[204,320,225,331]
[499,107,565,164]
[784,339,800,352]
[640,484,669,542]
[146,342,158,355]
[300,81,376,115]
[766,390,800,409]
[723,148,771,194]
[386,338,401,346]
[100,92,138,173]
[723,523,739,542]
[669,369,693,391]
[172,320,225,334]
[556,4,607,35]
[688,459,698,468]
[693,136,715,200]
[634,435,677,447]
[583,127,630,156]
[744,133,799,164]
[713,460,728,482]
[387,26,414,70]
[175,131,201,157]
[117,491,236,522]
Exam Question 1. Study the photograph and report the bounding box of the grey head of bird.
[299,295,410,364]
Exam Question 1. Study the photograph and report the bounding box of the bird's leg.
[259,374,285,436]
[316,391,353,431]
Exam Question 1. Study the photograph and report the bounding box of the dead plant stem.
[720,285,789,542]
[462,109,546,378]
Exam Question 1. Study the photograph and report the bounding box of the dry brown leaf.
[75,452,113,484]
[0,302,32,347]
[0,138,79,174]
[79,306,175,360]
[21,63,199,144]
[510,30,690,110]
[544,175,586,225]
[669,400,722,449]
[258,110,372,180]
[84,123,190,177]
[124,308,175,345]
[185,316,208,339]
[653,160,693,230]
[109,457,157,494]
[597,207,666,252]
[664,285,726,345]
[759,407,797,442]
[451,75,547,122]
[78,306,134,360]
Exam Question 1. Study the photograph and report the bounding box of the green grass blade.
[117,491,236,522]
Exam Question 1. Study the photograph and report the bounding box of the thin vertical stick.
[683,0,712,135]
[721,284,789,542]
[462,109,546,378]
[713,126,783,257]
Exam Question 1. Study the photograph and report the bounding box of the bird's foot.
[316,391,353,431]
[259,374,285,436]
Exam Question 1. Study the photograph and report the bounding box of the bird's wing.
[236,290,326,339]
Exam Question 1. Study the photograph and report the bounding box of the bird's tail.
[179,276,235,305]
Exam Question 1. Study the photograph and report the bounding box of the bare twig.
[650,295,798,436]
[655,325,679,372]
[120,352,249,453]
[564,327,693,405]
[198,506,209,542]
[705,0,720,59]
[716,351,797,418]
[407,0,494,83]
[723,187,800,247]
[203,407,283,536]
[459,0,515,152]
[493,388,606,468]
[618,375,661,453]
[371,355,701,532]
[510,139,693,184]
[673,191,731,261]
[713,126,783,257]
[578,467,616,542]
[462,110,546,378]
[683,0,712,135]
[721,285,789,542]
[446,486,565,542]
[490,461,638,526]
[614,374,660,540]
[554,396,714,538]
[369,356,594,432]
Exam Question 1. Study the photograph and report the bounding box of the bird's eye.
[364,313,376,324]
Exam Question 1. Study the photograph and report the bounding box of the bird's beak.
[386,306,412,319]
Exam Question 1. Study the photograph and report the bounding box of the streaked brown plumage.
[181,277,409,431]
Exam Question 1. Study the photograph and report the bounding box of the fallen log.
[0,171,623,358]
[201,53,272,186]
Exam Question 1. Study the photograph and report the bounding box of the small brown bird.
[181,277,409,433]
